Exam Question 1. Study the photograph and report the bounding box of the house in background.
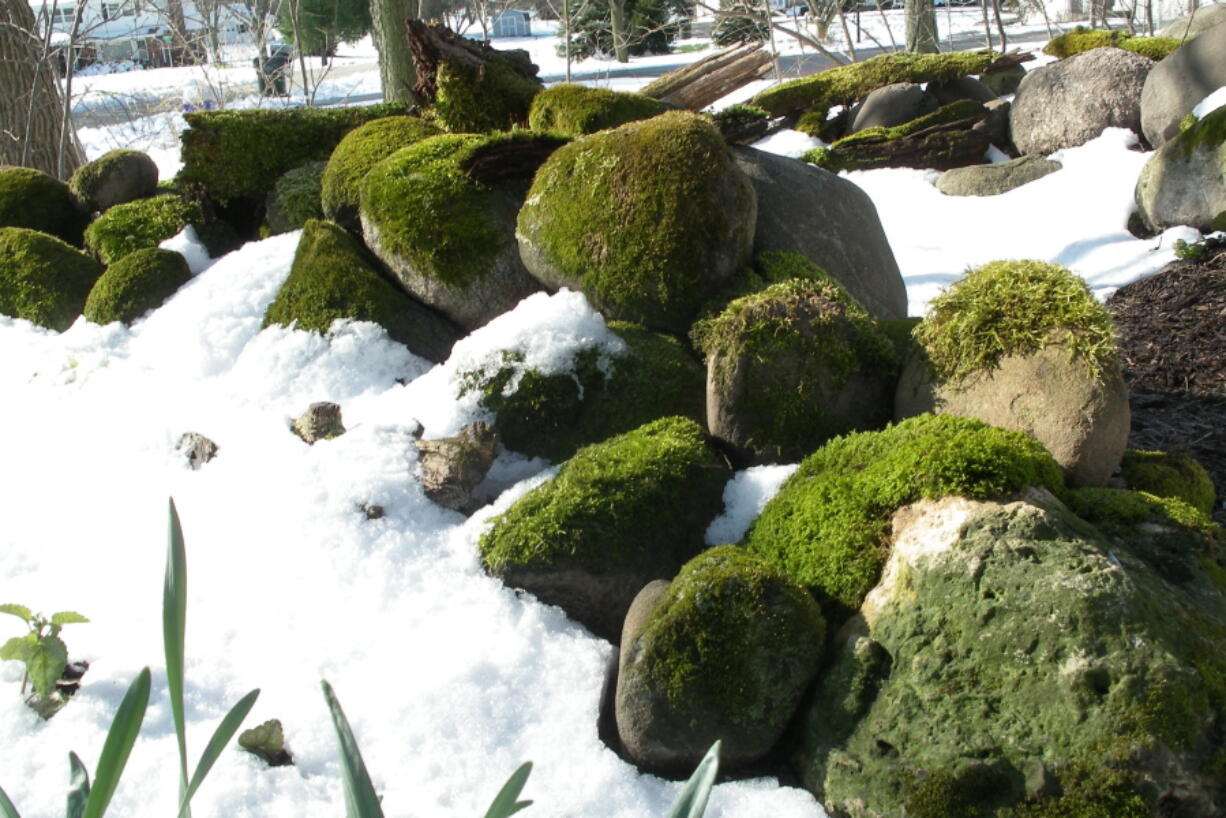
[1034,0,1208,25]
[489,8,532,37]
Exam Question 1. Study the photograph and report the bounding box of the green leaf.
[51,612,90,626]
[82,666,150,818]
[177,688,260,818]
[0,635,32,663]
[67,752,90,818]
[0,605,32,624]
[663,741,721,818]
[0,781,22,818]
[482,762,533,818]
[26,635,68,698]
[164,498,190,814]
[320,680,384,818]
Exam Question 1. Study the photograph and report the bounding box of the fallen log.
[640,43,773,111]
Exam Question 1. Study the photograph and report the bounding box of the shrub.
[0,226,103,330]
[83,247,192,326]
[320,116,442,228]
[83,194,202,265]
[0,165,88,246]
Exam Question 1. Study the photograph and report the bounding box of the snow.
[3,9,1213,818]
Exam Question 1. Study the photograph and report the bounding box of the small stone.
[291,402,345,444]
[415,422,500,514]
[361,503,385,520]
[177,432,219,470]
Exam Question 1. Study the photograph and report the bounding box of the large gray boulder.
[68,149,159,213]
[1011,47,1153,155]
[1135,105,1226,233]
[847,83,938,134]
[1141,20,1226,148]
[1157,3,1226,40]
[615,546,824,773]
[731,146,908,319]
[936,154,1062,197]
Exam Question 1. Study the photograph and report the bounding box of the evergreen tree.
[278,0,372,57]
[560,0,690,60]
[712,0,769,45]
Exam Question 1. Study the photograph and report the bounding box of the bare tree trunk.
[640,41,772,108]
[837,4,858,61]
[980,0,992,48]
[0,0,83,178]
[992,0,1007,49]
[904,0,937,51]
[371,0,422,104]
[609,0,629,61]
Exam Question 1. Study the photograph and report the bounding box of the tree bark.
[904,0,937,52]
[406,19,539,104]
[371,0,421,104]
[640,42,772,110]
[609,0,628,62]
[0,0,83,179]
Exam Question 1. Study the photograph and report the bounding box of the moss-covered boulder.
[794,489,1226,817]
[0,227,103,331]
[68,149,158,213]
[0,166,89,246]
[845,82,938,135]
[177,104,408,206]
[431,45,542,133]
[263,219,463,363]
[1134,105,1226,234]
[459,321,705,462]
[527,84,669,137]
[83,247,191,326]
[479,416,731,640]
[264,161,325,236]
[1120,449,1216,517]
[614,546,825,772]
[897,260,1130,487]
[83,194,202,265]
[320,116,442,230]
[1043,25,1182,60]
[360,132,555,331]
[697,270,898,465]
[517,111,756,335]
[743,413,1065,624]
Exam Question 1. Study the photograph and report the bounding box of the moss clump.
[1009,767,1150,817]
[461,321,705,462]
[1120,449,1216,516]
[743,413,1065,620]
[320,116,442,227]
[68,149,158,212]
[517,111,755,333]
[913,260,1118,384]
[630,545,825,729]
[177,103,408,205]
[1171,104,1226,162]
[801,99,988,172]
[1042,26,1181,60]
[0,166,88,246]
[433,57,541,133]
[694,251,837,326]
[83,194,202,265]
[1067,486,1222,542]
[0,227,103,331]
[263,219,460,361]
[265,161,326,235]
[527,84,668,137]
[83,247,191,326]
[479,416,728,576]
[751,51,997,120]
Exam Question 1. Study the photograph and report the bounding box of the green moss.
[1120,449,1216,516]
[802,100,988,172]
[518,110,754,333]
[83,194,202,265]
[904,766,1015,818]
[177,103,408,205]
[833,98,985,145]
[83,247,191,326]
[263,219,460,360]
[265,161,326,235]
[750,51,997,120]
[462,321,705,462]
[1067,487,1222,541]
[320,116,442,227]
[1008,765,1150,817]
[433,58,541,133]
[0,166,88,246]
[912,260,1118,384]
[632,545,825,726]
[68,149,158,211]
[0,227,103,331]
[743,413,1065,621]
[479,416,728,575]
[528,84,668,137]
[1171,104,1226,162]
[694,251,841,328]
[1042,26,1181,60]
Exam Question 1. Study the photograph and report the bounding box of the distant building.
[1034,0,1199,25]
[490,9,532,38]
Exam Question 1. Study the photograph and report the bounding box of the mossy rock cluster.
[68,149,158,213]
[1043,26,1182,60]
[177,104,408,205]
[517,111,756,335]
[0,226,103,331]
[263,219,462,363]
[802,99,989,173]
[83,247,191,326]
[479,416,730,640]
[1120,449,1216,516]
[265,161,326,236]
[83,194,203,265]
[526,84,669,137]
[0,166,88,246]
[615,546,826,771]
[743,413,1066,623]
[320,115,442,229]
[459,321,705,463]
[433,55,541,133]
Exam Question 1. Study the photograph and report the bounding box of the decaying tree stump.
[640,43,773,111]
[407,20,541,107]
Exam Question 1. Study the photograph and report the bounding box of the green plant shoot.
[483,762,533,818]
[664,741,721,818]
[0,604,88,698]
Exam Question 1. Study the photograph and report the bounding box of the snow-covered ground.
[1,11,1217,818]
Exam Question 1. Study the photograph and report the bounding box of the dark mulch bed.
[1106,249,1226,525]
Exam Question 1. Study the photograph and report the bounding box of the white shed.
[490,9,531,38]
